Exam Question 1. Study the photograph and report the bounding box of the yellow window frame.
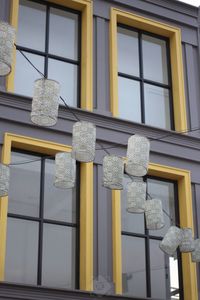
[112,163,197,299]
[0,132,93,291]
[110,8,187,132]
[8,0,93,111]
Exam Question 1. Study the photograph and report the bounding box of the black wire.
[9,155,55,166]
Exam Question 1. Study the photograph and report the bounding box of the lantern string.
[9,155,55,166]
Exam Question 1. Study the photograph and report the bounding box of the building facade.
[0,0,200,299]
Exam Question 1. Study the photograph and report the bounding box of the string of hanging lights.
[0,21,199,262]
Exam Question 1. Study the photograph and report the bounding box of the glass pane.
[48,59,78,107]
[5,218,38,284]
[122,236,146,297]
[169,257,180,299]
[118,77,141,122]
[147,179,176,237]
[44,159,76,223]
[142,34,168,84]
[14,51,44,97]
[17,0,46,51]
[121,175,145,234]
[144,84,171,129]
[42,224,76,288]
[49,8,78,60]
[117,27,139,76]
[8,152,41,217]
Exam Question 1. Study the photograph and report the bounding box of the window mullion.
[44,4,50,78]
[138,31,145,124]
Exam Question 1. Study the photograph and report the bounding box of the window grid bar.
[44,4,50,78]
[138,31,145,124]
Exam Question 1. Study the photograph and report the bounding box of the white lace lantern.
[54,152,76,189]
[179,228,195,253]
[191,239,200,262]
[72,121,96,162]
[126,180,146,213]
[145,199,164,230]
[103,155,124,190]
[31,79,60,126]
[0,21,15,76]
[0,163,9,196]
[125,135,150,177]
[159,226,183,256]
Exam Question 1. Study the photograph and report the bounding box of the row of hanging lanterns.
[1,20,200,262]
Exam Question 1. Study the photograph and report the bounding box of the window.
[121,176,182,299]
[110,8,187,132]
[5,151,79,288]
[117,26,173,130]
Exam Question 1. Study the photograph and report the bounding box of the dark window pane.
[118,77,141,122]
[42,224,76,288]
[44,159,76,223]
[142,34,168,84]
[147,179,176,237]
[8,152,41,217]
[17,0,46,51]
[122,236,146,297]
[49,8,78,60]
[48,59,78,107]
[144,84,171,129]
[14,51,44,97]
[5,218,39,284]
[121,175,145,234]
[118,27,139,76]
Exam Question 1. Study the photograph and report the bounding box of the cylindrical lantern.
[31,79,60,127]
[0,21,15,76]
[145,199,164,230]
[159,226,183,256]
[126,180,146,213]
[0,163,9,196]
[72,121,96,162]
[179,228,195,253]
[191,239,200,262]
[54,152,76,189]
[103,155,124,190]
[125,135,150,177]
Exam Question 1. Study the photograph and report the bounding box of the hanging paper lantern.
[179,228,195,253]
[0,163,9,196]
[72,121,96,162]
[126,179,146,213]
[103,155,124,190]
[54,152,76,189]
[145,199,164,230]
[125,135,150,177]
[159,226,183,256]
[31,78,60,127]
[191,239,200,262]
[0,21,15,76]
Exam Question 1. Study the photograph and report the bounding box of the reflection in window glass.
[44,159,76,223]
[14,51,44,97]
[17,0,46,51]
[42,224,76,288]
[49,8,78,60]
[118,27,139,76]
[122,236,146,297]
[144,84,171,129]
[9,152,41,217]
[118,77,141,122]
[5,218,39,284]
[169,257,180,299]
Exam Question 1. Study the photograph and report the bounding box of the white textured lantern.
[0,21,15,76]
[125,135,150,177]
[191,239,200,262]
[159,226,183,256]
[31,79,60,126]
[126,180,146,213]
[72,121,96,162]
[0,163,9,196]
[103,155,124,190]
[145,199,164,230]
[54,152,76,189]
[179,228,195,253]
